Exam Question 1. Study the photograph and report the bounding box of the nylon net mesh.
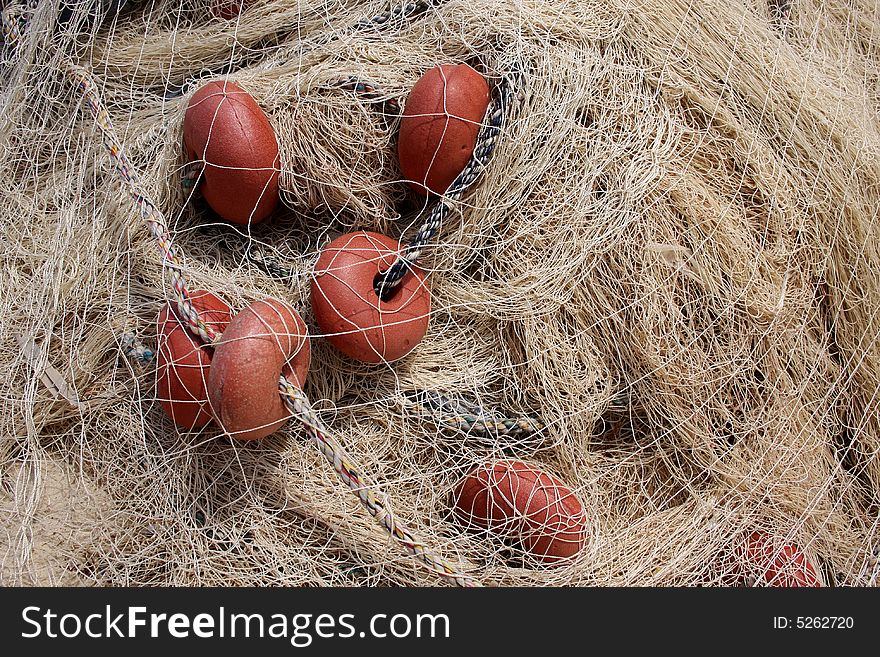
[1,0,879,586]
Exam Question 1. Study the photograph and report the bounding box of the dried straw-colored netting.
[1,0,879,586]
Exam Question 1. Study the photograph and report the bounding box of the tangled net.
[1,0,879,587]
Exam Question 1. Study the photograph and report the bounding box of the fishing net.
[1,0,878,587]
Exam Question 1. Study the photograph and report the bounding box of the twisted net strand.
[180,160,203,190]
[69,64,218,345]
[375,65,522,301]
[119,332,155,364]
[404,390,545,440]
[3,6,480,588]
[246,246,298,280]
[331,76,402,114]
[280,379,479,587]
[352,0,437,33]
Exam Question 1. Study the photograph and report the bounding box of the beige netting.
[1,0,878,586]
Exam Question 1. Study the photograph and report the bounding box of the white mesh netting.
[1,0,879,586]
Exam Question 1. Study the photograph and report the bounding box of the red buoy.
[398,64,490,195]
[207,298,311,441]
[183,80,279,225]
[453,460,587,563]
[311,231,430,364]
[739,532,822,587]
[211,0,250,20]
[156,290,232,430]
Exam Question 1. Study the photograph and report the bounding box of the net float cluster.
[177,62,491,372]
[162,62,583,566]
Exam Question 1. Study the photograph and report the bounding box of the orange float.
[398,64,490,195]
[211,0,250,20]
[311,231,430,364]
[156,290,232,430]
[454,460,587,563]
[207,298,311,440]
[183,80,279,224]
[739,531,822,587]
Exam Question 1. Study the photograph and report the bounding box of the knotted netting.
[1,0,878,587]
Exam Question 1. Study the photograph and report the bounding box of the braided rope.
[0,4,24,45]
[331,76,401,115]
[120,331,155,364]
[280,379,479,587]
[352,0,436,33]
[247,246,297,280]
[404,390,545,440]
[70,64,219,345]
[180,160,204,190]
[375,65,523,301]
[3,5,479,588]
